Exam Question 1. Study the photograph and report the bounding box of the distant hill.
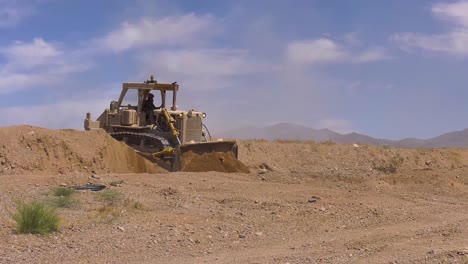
[220,122,468,148]
[413,128,468,148]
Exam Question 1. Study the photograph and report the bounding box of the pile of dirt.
[180,151,250,173]
[0,125,164,175]
[238,140,468,183]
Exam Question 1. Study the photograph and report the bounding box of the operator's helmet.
[148,93,154,98]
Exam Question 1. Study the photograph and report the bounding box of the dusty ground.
[1,127,468,263]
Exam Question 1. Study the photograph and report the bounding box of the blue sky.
[1,0,468,140]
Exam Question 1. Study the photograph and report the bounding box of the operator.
[142,93,161,124]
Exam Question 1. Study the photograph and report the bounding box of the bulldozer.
[84,75,238,171]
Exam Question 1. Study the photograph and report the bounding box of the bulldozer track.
[109,131,172,153]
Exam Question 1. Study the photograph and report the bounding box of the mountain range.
[220,123,468,148]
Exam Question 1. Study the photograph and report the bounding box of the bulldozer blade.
[171,141,238,172]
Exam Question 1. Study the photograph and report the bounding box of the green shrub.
[373,154,404,174]
[98,190,122,204]
[48,187,78,208]
[131,201,144,210]
[54,196,76,208]
[13,201,59,234]
[321,140,336,146]
[52,187,75,197]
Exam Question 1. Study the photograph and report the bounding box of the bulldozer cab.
[115,76,179,114]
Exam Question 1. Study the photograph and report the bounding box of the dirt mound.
[238,140,468,184]
[0,125,164,175]
[180,151,250,173]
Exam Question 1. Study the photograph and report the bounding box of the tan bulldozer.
[84,75,238,171]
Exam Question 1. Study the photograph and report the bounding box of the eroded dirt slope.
[0,125,164,175]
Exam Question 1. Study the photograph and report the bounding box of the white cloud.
[152,49,250,76]
[317,118,353,134]
[97,14,217,52]
[432,1,468,27]
[287,38,349,64]
[0,72,59,94]
[344,32,362,46]
[0,82,121,129]
[1,38,62,70]
[287,38,388,65]
[137,48,268,91]
[0,38,93,94]
[354,47,390,63]
[0,99,108,129]
[393,1,468,56]
[393,31,468,56]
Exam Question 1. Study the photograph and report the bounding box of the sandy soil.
[1,127,468,263]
